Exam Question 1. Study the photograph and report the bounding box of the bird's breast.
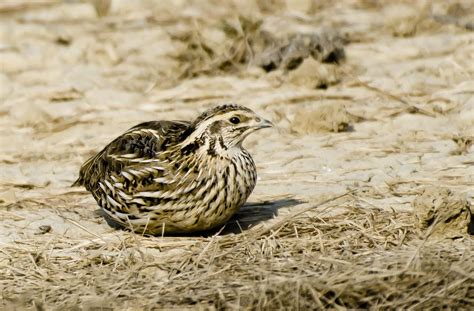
[177,149,257,228]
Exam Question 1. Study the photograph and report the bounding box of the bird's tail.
[71,176,84,187]
[71,155,96,188]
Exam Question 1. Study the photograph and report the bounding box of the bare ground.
[0,0,473,310]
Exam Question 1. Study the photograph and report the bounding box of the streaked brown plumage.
[73,104,273,234]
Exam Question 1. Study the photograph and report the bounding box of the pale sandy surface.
[0,0,473,309]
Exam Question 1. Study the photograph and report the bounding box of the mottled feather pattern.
[74,104,272,234]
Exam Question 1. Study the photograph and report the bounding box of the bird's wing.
[73,120,191,195]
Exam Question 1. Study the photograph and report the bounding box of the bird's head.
[181,104,273,153]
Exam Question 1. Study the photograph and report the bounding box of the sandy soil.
[0,0,473,309]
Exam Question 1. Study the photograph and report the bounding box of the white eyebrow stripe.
[180,111,244,146]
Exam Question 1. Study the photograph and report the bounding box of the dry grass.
[1,193,473,309]
[1,0,473,309]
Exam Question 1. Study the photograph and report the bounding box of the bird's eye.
[229,117,241,124]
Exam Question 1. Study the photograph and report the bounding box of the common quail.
[73,104,273,234]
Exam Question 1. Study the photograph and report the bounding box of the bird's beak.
[257,118,274,129]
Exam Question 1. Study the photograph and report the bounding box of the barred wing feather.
[73,120,191,200]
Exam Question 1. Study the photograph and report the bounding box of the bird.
[73,104,273,235]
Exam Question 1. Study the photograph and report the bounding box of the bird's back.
[73,120,191,192]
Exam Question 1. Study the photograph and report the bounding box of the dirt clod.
[413,187,473,239]
[288,57,341,89]
[292,103,353,134]
[36,224,52,235]
[256,30,346,72]
[450,135,473,155]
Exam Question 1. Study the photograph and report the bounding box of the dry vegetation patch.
[2,198,472,309]
[413,186,473,238]
[1,0,473,309]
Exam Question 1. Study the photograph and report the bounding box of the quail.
[73,104,273,234]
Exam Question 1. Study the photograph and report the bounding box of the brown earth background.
[0,0,473,309]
